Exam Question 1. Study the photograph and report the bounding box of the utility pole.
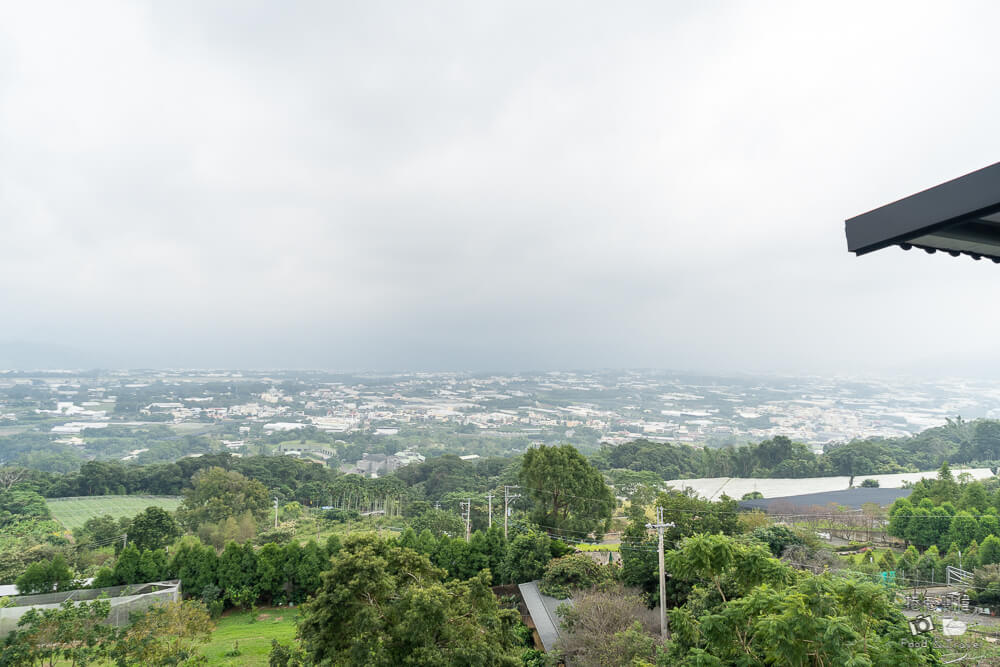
[274,498,279,528]
[647,507,675,642]
[504,486,520,540]
[122,533,127,550]
[461,499,472,542]
[487,493,494,529]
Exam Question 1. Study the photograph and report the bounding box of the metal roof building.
[846,161,1000,262]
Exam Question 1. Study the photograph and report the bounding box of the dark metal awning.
[845,161,1000,263]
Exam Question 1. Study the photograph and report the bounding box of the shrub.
[539,553,613,599]
[751,525,805,557]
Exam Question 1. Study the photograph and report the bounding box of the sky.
[2,1,1000,374]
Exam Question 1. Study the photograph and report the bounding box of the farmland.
[199,608,299,665]
[46,495,183,530]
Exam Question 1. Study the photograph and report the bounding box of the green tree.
[410,508,465,538]
[917,545,941,584]
[3,598,116,667]
[114,545,142,585]
[500,529,552,584]
[110,600,213,666]
[662,534,938,666]
[981,535,1000,567]
[978,512,1000,542]
[945,510,979,550]
[125,506,180,552]
[294,540,327,598]
[539,553,612,599]
[218,541,259,604]
[887,497,914,543]
[77,514,122,546]
[297,534,522,666]
[15,553,73,594]
[960,482,989,512]
[898,545,919,583]
[137,549,167,582]
[520,444,614,539]
[176,467,269,531]
[168,538,218,597]
[256,542,287,604]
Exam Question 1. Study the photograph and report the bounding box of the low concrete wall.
[0,580,181,638]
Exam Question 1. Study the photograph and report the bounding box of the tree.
[110,600,213,666]
[410,508,465,538]
[945,510,979,550]
[125,507,180,552]
[978,514,1000,543]
[539,553,613,599]
[662,535,939,666]
[15,553,73,594]
[960,482,989,512]
[256,542,286,604]
[887,498,914,543]
[138,549,167,582]
[0,466,27,491]
[981,535,1000,567]
[176,467,269,531]
[972,564,1000,607]
[520,444,614,539]
[78,515,122,547]
[905,507,938,549]
[168,538,218,597]
[3,598,116,667]
[917,546,941,584]
[297,534,522,666]
[294,540,327,598]
[218,541,259,604]
[500,529,552,584]
[554,585,659,666]
[751,525,804,557]
[113,545,142,585]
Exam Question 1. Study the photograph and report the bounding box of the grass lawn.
[200,608,300,666]
[47,495,182,530]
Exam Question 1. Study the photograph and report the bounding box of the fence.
[0,580,181,638]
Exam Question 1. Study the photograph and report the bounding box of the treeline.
[13,453,350,503]
[887,463,1000,554]
[593,417,1000,480]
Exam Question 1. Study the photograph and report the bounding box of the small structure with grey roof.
[518,580,570,653]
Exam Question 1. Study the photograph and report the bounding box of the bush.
[539,553,613,599]
[269,639,307,667]
[751,525,805,557]
[256,528,295,545]
[322,508,359,523]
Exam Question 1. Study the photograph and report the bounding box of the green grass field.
[200,608,299,666]
[47,495,182,529]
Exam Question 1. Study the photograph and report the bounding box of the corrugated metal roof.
[518,580,571,653]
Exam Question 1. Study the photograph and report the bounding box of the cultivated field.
[46,495,183,529]
[200,608,299,665]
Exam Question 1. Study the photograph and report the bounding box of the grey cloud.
[2,1,1000,373]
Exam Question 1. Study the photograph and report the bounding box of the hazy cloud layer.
[2,1,1000,373]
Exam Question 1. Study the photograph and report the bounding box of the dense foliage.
[297,534,526,666]
[594,418,1000,480]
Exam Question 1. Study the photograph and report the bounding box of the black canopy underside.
[846,161,1000,263]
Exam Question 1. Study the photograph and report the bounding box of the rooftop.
[846,161,1000,262]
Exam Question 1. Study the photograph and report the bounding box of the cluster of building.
[3,371,1000,459]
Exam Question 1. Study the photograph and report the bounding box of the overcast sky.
[2,1,1000,374]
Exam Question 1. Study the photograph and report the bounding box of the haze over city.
[3,2,1000,375]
